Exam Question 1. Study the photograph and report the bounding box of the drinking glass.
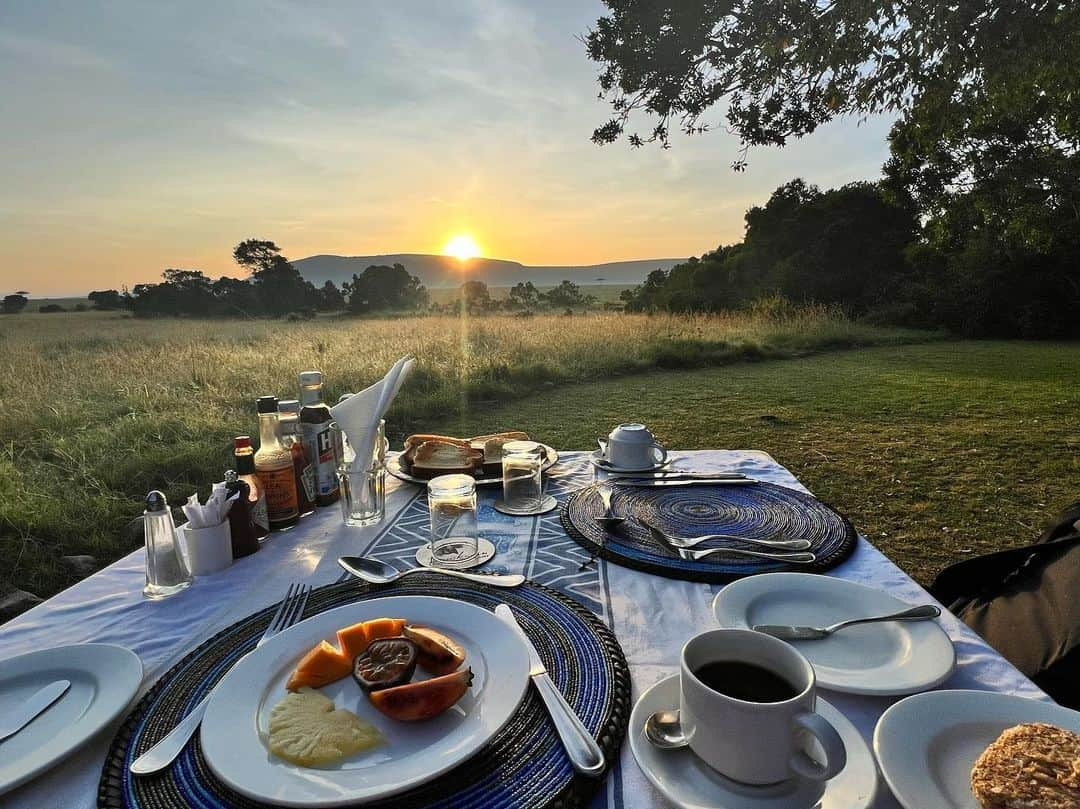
[426,474,479,568]
[332,423,387,527]
[501,440,544,512]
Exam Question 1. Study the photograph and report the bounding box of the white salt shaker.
[143,490,194,599]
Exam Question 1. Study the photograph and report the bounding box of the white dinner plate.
[629,675,877,809]
[712,573,955,695]
[874,689,1080,809]
[0,643,143,796]
[201,595,531,807]
[387,445,559,486]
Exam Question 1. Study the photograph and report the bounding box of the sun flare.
[443,234,482,261]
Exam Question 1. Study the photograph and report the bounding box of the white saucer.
[713,573,955,695]
[493,495,559,516]
[874,689,1080,809]
[629,675,877,809]
[590,450,671,473]
[415,537,496,570]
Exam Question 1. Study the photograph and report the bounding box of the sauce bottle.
[224,469,261,557]
[254,396,300,530]
[299,371,341,506]
[234,436,269,540]
[278,399,316,516]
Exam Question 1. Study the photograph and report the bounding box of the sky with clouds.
[1,0,895,295]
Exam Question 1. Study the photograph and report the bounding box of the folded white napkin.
[330,356,415,471]
[183,485,236,528]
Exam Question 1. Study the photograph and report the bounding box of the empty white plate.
[712,573,955,695]
[874,689,1080,809]
[201,595,530,807]
[629,675,877,809]
[0,643,143,796]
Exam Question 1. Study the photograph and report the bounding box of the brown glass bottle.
[298,371,341,506]
[224,469,260,557]
[278,399,316,516]
[255,396,300,530]
[233,436,269,540]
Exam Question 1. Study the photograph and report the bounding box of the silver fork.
[639,518,812,551]
[130,582,312,775]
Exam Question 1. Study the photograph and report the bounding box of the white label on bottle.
[302,423,340,497]
[301,463,317,502]
[250,492,270,532]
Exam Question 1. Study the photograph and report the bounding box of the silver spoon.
[338,556,525,588]
[644,709,689,750]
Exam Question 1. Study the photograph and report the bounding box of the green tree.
[344,264,427,313]
[318,280,345,312]
[232,239,317,316]
[2,294,28,314]
[507,281,542,311]
[458,280,493,314]
[88,290,124,310]
[543,279,592,309]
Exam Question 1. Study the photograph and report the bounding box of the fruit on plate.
[286,641,352,692]
[369,667,474,722]
[268,688,383,766]
[336,621,371,660]
[403,625,467,676]
[353,638,419,692]
[364,617,407,642]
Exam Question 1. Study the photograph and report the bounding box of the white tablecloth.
[0,451,1045,808]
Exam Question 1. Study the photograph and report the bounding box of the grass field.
[0,307,928,610]
[439,342,1080,585]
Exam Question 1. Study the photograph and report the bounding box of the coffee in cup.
[679,629,846,785]
[597,423,667,469]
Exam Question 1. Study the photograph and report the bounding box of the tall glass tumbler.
[501,440,544,512]
[426,474,479,568]
[333,423,386,527]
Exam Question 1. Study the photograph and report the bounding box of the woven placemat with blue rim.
[562,480,857,583]
[98,574,629,809]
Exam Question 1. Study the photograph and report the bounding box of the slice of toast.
[470,432,532,475]
[408,440,482,479]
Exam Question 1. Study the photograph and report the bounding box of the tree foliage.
[2,294,28,314]
[342,264,428,313]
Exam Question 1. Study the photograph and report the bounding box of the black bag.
[929,501,1080,709]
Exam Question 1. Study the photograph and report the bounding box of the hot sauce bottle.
[224,468,261,557]
[278,399,316,517]
[234,436,269,540]
[299,371,341,507]
[254,396,300,531]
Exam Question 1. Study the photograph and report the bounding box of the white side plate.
[0,643,143,796]
[874,689,1080,809]
[713,572,955,695]
[201,595,530,807]
[629,675,877,809]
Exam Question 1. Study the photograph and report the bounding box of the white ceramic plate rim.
[712,572,956,695]
[387,445,558,486]
[201,596,530,807]
[628,674,878,809]
[873,689,1080,809]
[0,643,143,796]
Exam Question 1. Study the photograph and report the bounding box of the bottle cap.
[278,399,301,414]
[299,371,323,386]
[234,435,252,450]
[224,469,238,483]
[145,490,168,513]
[257,396,279,414]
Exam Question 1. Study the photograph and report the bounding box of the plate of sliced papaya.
[200,596,530,807]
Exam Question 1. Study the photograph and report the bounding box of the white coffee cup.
[679,629,846,785]
[179,521,233,576]
[597,423,668,469]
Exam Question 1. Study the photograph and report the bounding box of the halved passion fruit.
[352,637,418,692]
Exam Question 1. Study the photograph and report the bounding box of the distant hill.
[292,253,685,289]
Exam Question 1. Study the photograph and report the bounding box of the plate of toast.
[387,432,558,486]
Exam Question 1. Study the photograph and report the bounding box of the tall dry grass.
[0,308,933,607]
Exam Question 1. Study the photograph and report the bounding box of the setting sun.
[443,234,482,261]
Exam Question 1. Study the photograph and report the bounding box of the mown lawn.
[440,341,1080,585]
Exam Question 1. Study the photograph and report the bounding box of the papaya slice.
[336,621,372,660]
[403,625,466,676]
[368,668,473,722]
[286,640,353,691]
[364,618,407,642]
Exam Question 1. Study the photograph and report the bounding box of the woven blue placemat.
[98,575,629,809]
[562,480,858,582]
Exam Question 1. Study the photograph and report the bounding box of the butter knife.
[0,679,71,742]
[614,478,757,487]
[494,604,605,776]
[753,605,941,640]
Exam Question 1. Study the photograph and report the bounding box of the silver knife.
[0,679,71,742]
[494,604,605,776]
[601,470,748,479]
[614,478,757,487]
